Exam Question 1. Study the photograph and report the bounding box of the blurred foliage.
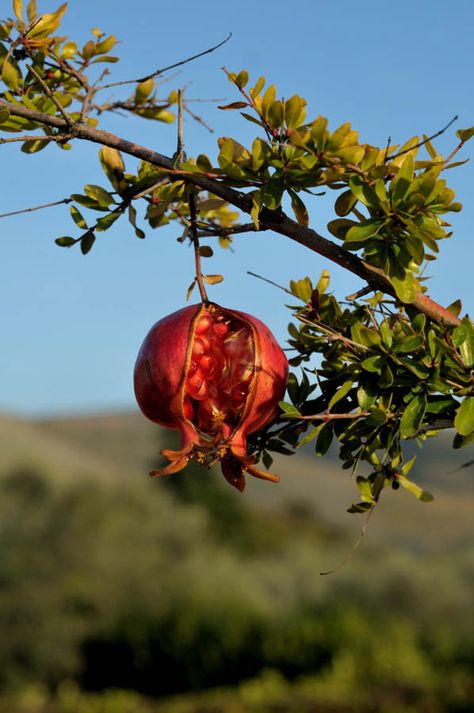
[0,463,472,711]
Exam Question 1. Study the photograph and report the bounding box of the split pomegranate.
[134,302,288,491]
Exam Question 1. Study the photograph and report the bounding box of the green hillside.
[2,409,472,551]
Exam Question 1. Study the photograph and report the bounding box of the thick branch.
[0,98,461,328]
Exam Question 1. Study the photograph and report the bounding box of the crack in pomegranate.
[184,308,254,440]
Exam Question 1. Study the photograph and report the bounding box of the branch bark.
[0,98,462,328]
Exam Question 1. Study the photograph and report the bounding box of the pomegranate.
[134,303,288,491]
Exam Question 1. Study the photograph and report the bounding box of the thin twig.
[284,410,372,422]
[184,104,214,133]
[100,33,232,90]
[246,271,293,296]
[28,65,74,126]
[198,222,264,237]
[386,115,458,163]
[345,286,373,301]
[320,505,376,576]
[0,197,72,219]
[0,133,71,146]
[176,89,185,163]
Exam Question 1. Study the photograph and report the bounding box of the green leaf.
[279,401,301,418]
[397,475,433,502]
[249,76,265,98]
[391,153,414,205]
[345,220,381,243]
[29,2,67,37]
[361,355,384,374]
[284,95,305,129]
[134,78,155,104]
[395,335,423,353]
[1,59,21,92]
[335,190,357,216]
[267,100,284,129]
[55,236,76,247]
[95,210,122,232]
[456,126,474,143]
[315,423,333,456]
[21,139,48,154]
[288,189,308,226]
[70,205,87,229]
[454,397,474,436]
[261,175,284,210]
[297,423,324,448]
[235,70,249,89]
[391,272,419,303]
[328,380,353,409]
[452,317,474,367]
[80,231,96,255]
[251,190,262,229]
[0,108,11,123]
[453,430,474,449]
[327,218,357,240]
[400,393,427,438]
[84,184,115,207]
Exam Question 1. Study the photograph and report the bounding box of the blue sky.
[1,0,473,416]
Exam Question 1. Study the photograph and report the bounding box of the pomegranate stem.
[189,191,209,304]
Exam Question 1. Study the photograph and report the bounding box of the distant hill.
[0,409,472,552]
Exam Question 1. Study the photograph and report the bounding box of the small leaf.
[400,393,427,438]
[456,126,474,143]
[328,380,353,410]
[297,423,324,448]
[84,184,115,207]
[235,70,249,89]
[203,274,224,285]
[186,279,196,301]
[454,397,474,436]
[279,401,301,418]
[70,205,87,229]
[345,220,381,243]
[335,190,357,216]
[2,59,21,92]
[315,423,333,456]
[218,101,248,110]
[13,0,23,22]
[199,246,214,258]
[391,272,419,304]
[55,236,76,247]
[289,189,308,226]
[80,231,96,255]
[452,317,474,367]
[96,210,122,232]
[397,475,433,502]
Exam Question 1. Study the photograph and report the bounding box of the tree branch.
[0,97,462,328]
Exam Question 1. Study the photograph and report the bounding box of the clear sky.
[1,0,473,416]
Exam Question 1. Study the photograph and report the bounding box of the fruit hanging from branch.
[134,303,288,491]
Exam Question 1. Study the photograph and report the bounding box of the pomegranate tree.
[134,303,288,491]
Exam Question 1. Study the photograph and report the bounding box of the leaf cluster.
[250,273,474,513]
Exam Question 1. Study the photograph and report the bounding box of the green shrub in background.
[0,465,472,711]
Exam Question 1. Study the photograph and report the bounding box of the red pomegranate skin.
[134,302,288,491]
